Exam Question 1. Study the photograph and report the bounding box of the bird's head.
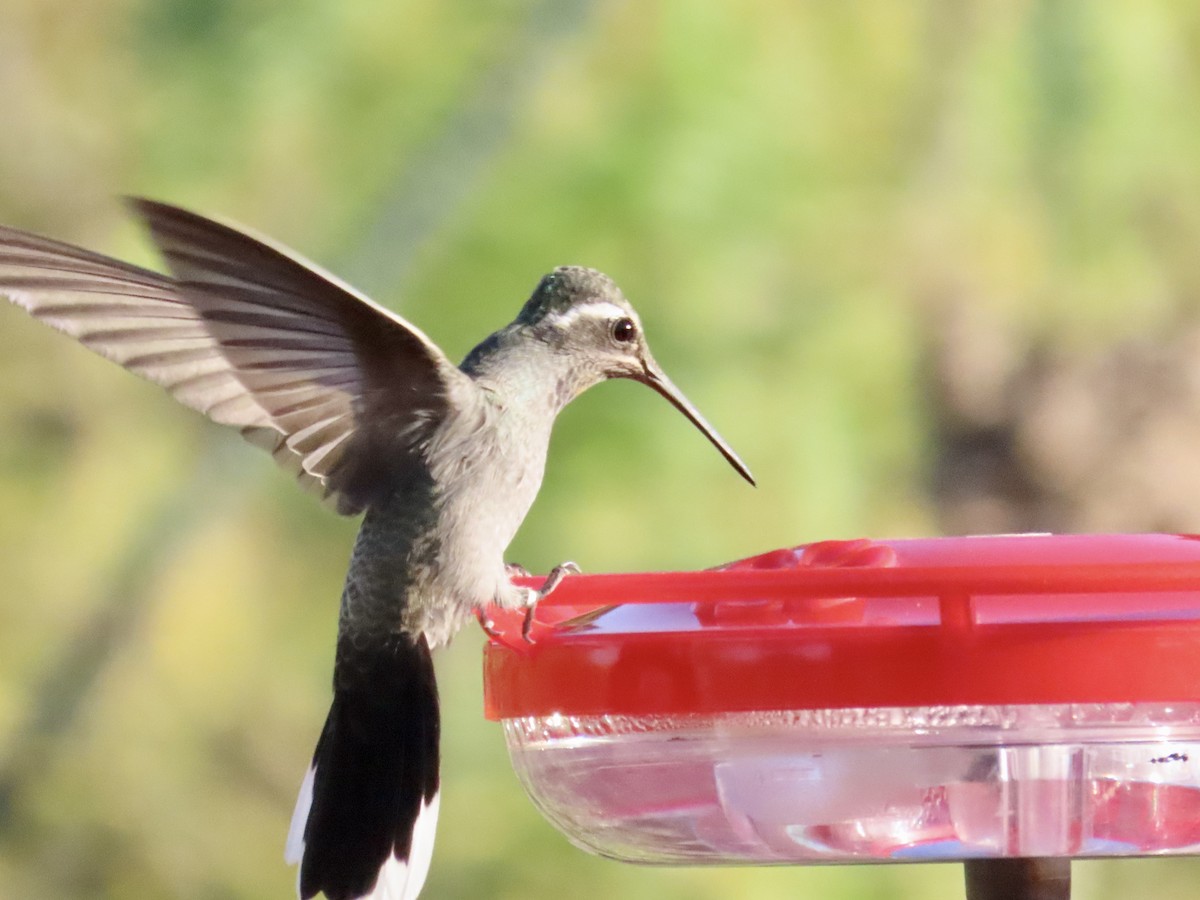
[512,266,754,485]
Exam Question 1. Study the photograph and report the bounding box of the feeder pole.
[964,858,1071,900]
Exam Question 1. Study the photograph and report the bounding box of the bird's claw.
[505,562,532,579]
[521,607,536,643]
[521,561,582,643]
[475,607,500,640]
[538,560,581,599]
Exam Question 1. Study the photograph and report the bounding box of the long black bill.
[638,356,756,486]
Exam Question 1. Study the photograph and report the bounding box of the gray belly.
[340,403,552,648]
[410,446,546,644]
[340,429,549,648]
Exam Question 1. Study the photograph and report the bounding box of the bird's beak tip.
[637,362,756,489]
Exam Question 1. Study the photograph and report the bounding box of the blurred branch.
[344,0,600,294]
[923,305,1200,534]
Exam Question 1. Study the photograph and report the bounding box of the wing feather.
[0,231,279,433]
[0,200,476,513]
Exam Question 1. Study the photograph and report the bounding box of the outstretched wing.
[0,199,472,514]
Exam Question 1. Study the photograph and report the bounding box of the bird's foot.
[505,562,532,578]
[521,561,582,643]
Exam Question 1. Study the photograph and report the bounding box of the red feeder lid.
[482,534,1200,720]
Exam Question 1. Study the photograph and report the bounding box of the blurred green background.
[3,1,1200,898]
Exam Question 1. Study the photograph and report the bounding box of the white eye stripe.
[556,301,632,329]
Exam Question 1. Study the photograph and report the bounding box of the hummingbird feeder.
[481,533,1200,899]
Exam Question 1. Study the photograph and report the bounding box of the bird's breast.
[396,406,553,641]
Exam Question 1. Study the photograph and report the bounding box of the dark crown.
[517,266,624,325]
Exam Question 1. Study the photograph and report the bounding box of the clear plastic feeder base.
[504,703,1200,865]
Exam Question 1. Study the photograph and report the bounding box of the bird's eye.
[611,317,637,343]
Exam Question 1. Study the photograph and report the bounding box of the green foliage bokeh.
[2,1,1200,898]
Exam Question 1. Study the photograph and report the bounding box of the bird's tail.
[287,632,440,900]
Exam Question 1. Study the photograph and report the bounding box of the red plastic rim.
[482,534,1200,720]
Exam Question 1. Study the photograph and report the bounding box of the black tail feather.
[297,632,440,900]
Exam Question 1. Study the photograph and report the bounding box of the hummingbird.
[0,200,754,900]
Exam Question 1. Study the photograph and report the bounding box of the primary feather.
[0,199,471,514]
